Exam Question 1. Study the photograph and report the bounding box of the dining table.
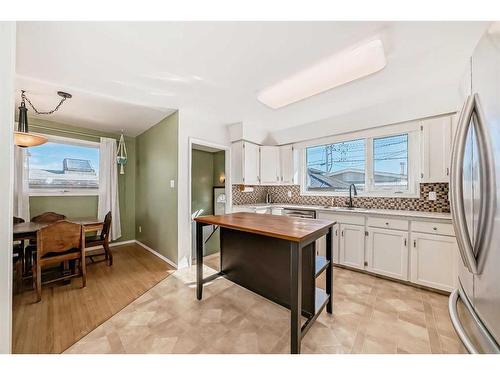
[13,218,105,282]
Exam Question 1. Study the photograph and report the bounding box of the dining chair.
[86,211,113,266]
[13,217,26,285]
[26,212,68,270]
[33,221,86,302]
[31,212,67,223]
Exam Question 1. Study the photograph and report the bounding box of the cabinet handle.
[404,238,407,247]
[335,229,338,236]
[341,230,344,237]
[446,167,450,176]
[413,240,417,248]
[385,222,389,226]
[433,227,438,231]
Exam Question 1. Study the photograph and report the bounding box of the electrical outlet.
[170,180,175,188]
[428,191,437,201]
[287,190,292,198]
[138,226,142,233]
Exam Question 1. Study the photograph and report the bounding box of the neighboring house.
[308,167,407,190]
[29,158,98,189]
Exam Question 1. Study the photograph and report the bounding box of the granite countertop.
[232,203,452,221]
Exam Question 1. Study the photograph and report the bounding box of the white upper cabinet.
[231,141,260,185]
[420,115,453,183]
[259,146,280,184]
[279,145,294,184]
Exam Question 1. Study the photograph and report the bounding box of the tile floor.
[65,253,465,354]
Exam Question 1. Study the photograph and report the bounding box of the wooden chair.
[86,211,113,266]
[31,212,66,223]
[33,221,86,302]
[13,217,26,284]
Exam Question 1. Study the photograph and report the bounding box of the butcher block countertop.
[194,212,335,243]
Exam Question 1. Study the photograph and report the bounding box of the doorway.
[189,140,229,271]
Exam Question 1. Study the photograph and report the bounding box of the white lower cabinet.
[366,227,409,281]
[410,232,458,292]
[315,223,340,264]
[339,224,365,270]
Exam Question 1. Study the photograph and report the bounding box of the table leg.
[196,222,204,300]
[290,241,302,354]
[326,226,333,314]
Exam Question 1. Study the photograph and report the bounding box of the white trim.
[135,240,178,269]
[28,190,99,197]
[188,137,231,267]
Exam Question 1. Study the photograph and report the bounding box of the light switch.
[428,191,437,201]
[287,190,292,198]
[170,180,175,188]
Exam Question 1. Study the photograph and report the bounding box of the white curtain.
[13,146,30,221]
[98,137,121,240]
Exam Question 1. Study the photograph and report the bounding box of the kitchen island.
[194,212,335,354]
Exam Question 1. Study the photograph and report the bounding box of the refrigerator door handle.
[471,93,496,273]
[449,284,500,354]
[450,95,479,274]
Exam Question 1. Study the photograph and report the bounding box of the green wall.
[213,150,225,187]
[191,149,215,216]
[135,112,178,264]
[27,118,136,242]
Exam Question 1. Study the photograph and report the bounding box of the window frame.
[27,133,100,197]
[299,124,421,198]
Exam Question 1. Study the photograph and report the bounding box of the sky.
[28,142,99,174]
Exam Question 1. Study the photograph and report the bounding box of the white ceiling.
[16,21,487,137]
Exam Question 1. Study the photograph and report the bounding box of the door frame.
[188,137,231,266]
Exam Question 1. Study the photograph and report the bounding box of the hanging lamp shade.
[14,101,48,147]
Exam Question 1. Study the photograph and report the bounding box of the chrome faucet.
[348,183,357,208]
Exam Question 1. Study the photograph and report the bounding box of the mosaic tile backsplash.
[232,183,450,213]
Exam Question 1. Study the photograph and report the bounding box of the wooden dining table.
[13,217,104,241]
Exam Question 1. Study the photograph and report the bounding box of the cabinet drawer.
[411,221,454,236]
[318,212,365,226]
[367,216,409,231]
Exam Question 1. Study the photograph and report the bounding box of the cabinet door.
[366,227,408,280]
[279,145,294,184]
[259,146,280,184]
[243,142,260,185]
[315,223,339,263]
[339,224,365,270]
[230,141,244,184]
[410,233,458,292]
[421,116,452,182]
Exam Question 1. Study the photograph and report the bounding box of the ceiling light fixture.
[257,39,387,109]
[15,90,72,147]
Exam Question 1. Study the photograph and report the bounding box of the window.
[28,138,99,195]
[373,134,408,191]
[306,139,366,192]
[303,131,416,196]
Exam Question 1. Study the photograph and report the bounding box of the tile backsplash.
[232,183,450,212]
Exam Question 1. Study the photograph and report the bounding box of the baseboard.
[85,239,136,252]
[134,240,178,269]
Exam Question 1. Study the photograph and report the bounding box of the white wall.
[269,83,461,145]
[0,21,16,354]
[177,108,230,268]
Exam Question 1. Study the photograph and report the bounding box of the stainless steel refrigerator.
[449,25,500,353]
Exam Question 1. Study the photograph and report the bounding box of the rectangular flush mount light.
[257,39,386,109]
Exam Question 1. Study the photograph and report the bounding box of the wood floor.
[12,243,175,354]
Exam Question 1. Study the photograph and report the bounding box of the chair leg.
[35,264,41,303]
[104,241,113,266]
[81,254,87,288]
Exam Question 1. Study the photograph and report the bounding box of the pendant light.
[116,131,128,175]
[15,90,72,148]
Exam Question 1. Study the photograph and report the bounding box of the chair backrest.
[32,212,67,223]
[37,221,83,258]
[100,211,112,240]
[13,217,25,224]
